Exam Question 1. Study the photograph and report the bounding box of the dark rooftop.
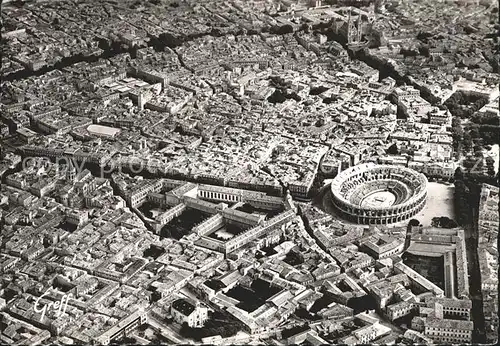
[172,298,195,316]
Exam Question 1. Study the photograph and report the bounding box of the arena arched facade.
[330,163,428,225]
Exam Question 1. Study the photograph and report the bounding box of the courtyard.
[413,182,455,227]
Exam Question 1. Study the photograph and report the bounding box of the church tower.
[67,159,76,182]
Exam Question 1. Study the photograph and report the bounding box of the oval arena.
[330,163,428,225]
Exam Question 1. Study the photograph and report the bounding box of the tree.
[485,156,496,176]
[431,216,458,228]
[315,118,325,127]
[454,179,471,226]
[463,157,476,170]
[272,24,294,35]
[408,219,420,226]
[471,112,500,126]
[485,156,495,167]
[416,32,433,42]
[285,249,304,266]
[387,143,399,155]
[470,125,481,138]
[179,323,194,339]
[431,217,439,227]
[300,23,311,33]
[463,133,473,151]
[442,217,458,228]
[472,98,488,112]
[487,166,496,177]
[451,116,464,154]
[478,124,500,145]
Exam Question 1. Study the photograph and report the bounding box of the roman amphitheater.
[330,163,428,225]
